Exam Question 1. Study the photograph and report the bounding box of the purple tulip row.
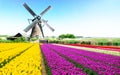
[41,44,87,75]
[52,44,120,67]
[45,44,120,75]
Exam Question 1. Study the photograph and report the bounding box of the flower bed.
[0,43,42,75]
[41,44,87,75]
[42,44,120,75]
[67,44,120,52]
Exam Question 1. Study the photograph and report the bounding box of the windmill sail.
[42,19,55,31]
[40,5,51,16]
[23,3,37,17]
[44,22,54,31]
[38,24,44,38]
[24,20,38,32]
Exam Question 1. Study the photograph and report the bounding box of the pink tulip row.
[41,44,87,75]
[45,44,120,75]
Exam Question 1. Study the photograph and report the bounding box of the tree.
[66,34,75,38]
[59,34,65,39]
[59,34,75,39]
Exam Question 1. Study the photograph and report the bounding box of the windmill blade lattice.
[42,19,55,32]
[40,5,51,16]
[23,3,37,17]
[24,20,39,32]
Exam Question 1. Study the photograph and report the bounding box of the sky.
[0,0,120,37]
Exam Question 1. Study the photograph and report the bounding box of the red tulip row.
[66,44,120,52]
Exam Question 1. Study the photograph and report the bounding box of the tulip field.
[67,44,120,52]
[0,43,42,75]
[0,43,120,75]
[41,44,120,75]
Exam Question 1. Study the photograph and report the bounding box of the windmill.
[23,3,54,39]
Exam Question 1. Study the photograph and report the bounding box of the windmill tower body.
[30,23,43,38]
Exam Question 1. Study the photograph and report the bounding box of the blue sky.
[0,0,120,37]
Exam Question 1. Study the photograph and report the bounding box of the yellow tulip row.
[0,43,19,52]
[0,43,33,64]
[0,43,42,75]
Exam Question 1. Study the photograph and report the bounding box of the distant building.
[7,33,26,40]
[14,33,22,37]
